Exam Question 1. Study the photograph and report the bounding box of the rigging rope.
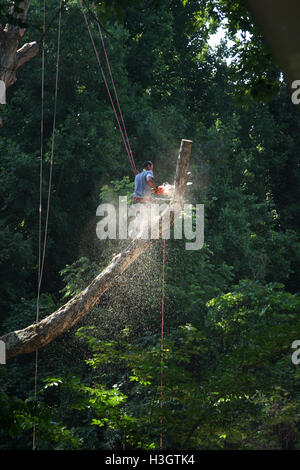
[81,5,168,449]
[32,1,166,451]
[39,0,62,287]
[160,238,166,450]
[33,0,46,450]
[33,0,62,450]
[93,4,136,174]
[79,1,138,175]
[36,0,46,332]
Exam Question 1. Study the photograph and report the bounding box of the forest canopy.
[0,0,299,451]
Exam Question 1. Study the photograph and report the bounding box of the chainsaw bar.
[153,197,172,201]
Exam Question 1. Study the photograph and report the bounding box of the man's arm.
[146,171,159,192]
[147,178,158,192]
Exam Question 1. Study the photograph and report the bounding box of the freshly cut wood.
[1,139,192,360]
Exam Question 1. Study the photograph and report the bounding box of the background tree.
[0,0,299,450]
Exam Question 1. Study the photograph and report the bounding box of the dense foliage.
[0,0,299,450]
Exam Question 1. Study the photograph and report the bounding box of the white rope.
[33,0,62,450]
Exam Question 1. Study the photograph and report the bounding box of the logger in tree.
[131,161,167,240]
[133,160,168,206]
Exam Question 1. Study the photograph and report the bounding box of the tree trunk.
[1,139,192,360]
[0,1,38,125]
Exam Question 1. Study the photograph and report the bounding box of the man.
[129,161,159,240]
[133,161,159,204]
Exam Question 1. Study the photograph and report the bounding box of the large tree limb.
[1,139,192,360]
[0,1,38,123]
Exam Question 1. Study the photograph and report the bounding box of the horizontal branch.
[1,139,192,360]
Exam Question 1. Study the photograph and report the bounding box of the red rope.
[81,4,169,450]
[80,1,138,175]
[160,238,166,450]
[93,5,137,175]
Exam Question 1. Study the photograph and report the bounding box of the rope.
[32,0,62,450]
[79,1,138,175]
[80,1,136,174]
[84,7,167,447]
[160,238,166,450]
[39,0,62,287]
[32,0,46,450]
[36,0,46,328]
[82,0,122,49]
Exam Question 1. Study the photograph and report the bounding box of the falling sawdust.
[60,175,194,361]
[86,234,167,339]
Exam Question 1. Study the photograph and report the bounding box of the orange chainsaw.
[153,180,192,196]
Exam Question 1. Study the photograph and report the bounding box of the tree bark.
[0,1,38,124]
[1,139,192,360]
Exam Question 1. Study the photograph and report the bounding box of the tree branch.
[1,139,192,360]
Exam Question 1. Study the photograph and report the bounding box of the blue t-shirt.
[133,170,154,198]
